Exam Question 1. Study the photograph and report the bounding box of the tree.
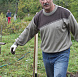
[15,0,19,14]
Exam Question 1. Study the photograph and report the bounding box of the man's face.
[39,0,53,12]
[8,10,10,13]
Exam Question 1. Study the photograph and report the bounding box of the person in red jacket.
[6,10,11,24]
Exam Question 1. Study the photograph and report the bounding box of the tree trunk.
[16,0,19,14]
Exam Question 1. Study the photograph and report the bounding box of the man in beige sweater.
[10,0,78,77]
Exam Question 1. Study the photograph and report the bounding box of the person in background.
[10,0,78,77]
[6,10,11,24]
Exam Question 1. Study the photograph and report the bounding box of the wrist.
[13,42,18,46]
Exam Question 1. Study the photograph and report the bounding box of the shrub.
[0,13,30,35]
[23,16,33,21]
[17,11,25,19]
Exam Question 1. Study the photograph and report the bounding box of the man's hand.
[10,44,17,54]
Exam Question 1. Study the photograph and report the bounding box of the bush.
[23,16,33,21]
[5,18,30,34]
[17,11,25,19]
[0,13,7,35]
[0,13,30,35]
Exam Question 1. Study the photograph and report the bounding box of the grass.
[0,33,78,77]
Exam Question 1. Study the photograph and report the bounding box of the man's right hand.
[10,44,17,54]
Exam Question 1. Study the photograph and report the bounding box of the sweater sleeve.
[69,13,78,41]
[14,18,39,46]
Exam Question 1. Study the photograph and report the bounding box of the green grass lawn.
[0,33,78,77]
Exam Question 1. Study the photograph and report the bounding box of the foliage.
[18,0,41,14]
[17,0,41,18]
[70,0,78,20]
[23,15,34,21]
[0,13,34,35]
[0,13,7,34]
[17,11,25,19]
[0,1,16,14]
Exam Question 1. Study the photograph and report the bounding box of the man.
[6,10,11,24]
[10,0,78,77]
